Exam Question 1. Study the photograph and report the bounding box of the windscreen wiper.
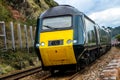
[43,25,55,29]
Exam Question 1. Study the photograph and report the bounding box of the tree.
[115,34,120,41]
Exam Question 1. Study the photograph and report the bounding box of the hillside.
[0,0,58,25]
[112,26,120,38]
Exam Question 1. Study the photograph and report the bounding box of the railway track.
[42,70,84,80]
[44,62,96,80]
[0,66,42,80]
[68,62,96,80]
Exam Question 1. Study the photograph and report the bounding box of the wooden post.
[10,22,15,51]
[30,26,34,47]
[33,27,36,41]
[24,25,29,53]
[17,23,22,49]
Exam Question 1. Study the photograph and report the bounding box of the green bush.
[24,18,37,26]
[44,0,58,7]
[115,34,120,41]
[0,51,37,70]
[0,3,12,22]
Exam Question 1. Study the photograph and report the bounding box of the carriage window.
[85,18,96,45]
[99,29,108,44]
[42,16,72,30]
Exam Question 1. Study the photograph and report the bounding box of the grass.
[0,50,40,75]
[0,64,15,74]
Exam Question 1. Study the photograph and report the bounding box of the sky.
[54,0,120,28]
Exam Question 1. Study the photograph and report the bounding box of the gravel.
[76,47,120,80]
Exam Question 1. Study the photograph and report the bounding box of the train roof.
[40,5,82,18]
[40,5,95,24]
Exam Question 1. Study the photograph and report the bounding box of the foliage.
[44,0,58,7]
[112,26,120,37]
[115,34,120,41]
[0,1,12,22]
[0,51,37,70]
[24,18,37,26]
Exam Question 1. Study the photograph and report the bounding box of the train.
[35,5,111,74]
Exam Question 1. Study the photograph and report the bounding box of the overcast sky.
[54,0,120,28]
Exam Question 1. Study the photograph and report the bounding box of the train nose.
[39,30,76,66]
[40,46,76,66]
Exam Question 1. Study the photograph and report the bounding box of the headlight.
[36,43,40,47]
[40,42,45,46]
[67,39,77,44]
[67,39,72,44]
[73,40,77,43]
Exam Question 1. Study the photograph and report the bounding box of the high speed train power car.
[35,5,111,73]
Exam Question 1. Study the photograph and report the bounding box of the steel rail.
[0,66,42,80]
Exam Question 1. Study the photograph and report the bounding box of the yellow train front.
[35,5,111,73]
